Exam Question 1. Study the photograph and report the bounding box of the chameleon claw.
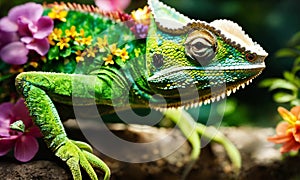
[71,140,94,153]
[83,151,111,180]
[55,139,110,180]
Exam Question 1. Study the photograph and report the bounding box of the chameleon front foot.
[55,139,110,180]
[164,109,241,178]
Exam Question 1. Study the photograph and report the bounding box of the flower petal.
[95,0,130,11]
[27,125,43,138]
[0,102,13,123]
[267,134,291,144]
[0,17,18,32]
[20,37,33,44]
[280,139,300,153]
[275,121,289,135]
[11,99,32,128]
[95,0,114,11]
[0,128,10,137]
[112,0,131,11]
[17,16,34,37]
[34,17,54,39]
[0,137,16,156]
[8,3,43,22]
[278,107,297,124]
[14,135,39,162]
[291,106,300,120]
[0,42,28,65]
[293,121,300,142]
[0,30,19,49]
[26,38,49,56]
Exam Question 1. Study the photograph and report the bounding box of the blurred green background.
[1,0,299,127]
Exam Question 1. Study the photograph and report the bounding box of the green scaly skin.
[14,0,268,179]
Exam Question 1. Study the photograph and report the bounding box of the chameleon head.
[145,0,268,108]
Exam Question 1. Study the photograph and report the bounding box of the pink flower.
[268,106,300,153]
[0,98,42,162]
[0,2,53,65]
[95,0,131,11]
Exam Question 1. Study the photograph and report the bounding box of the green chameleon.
[12,0,268,179]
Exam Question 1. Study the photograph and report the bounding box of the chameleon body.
[12,0,268,179]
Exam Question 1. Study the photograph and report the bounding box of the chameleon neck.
[120,51,154,108]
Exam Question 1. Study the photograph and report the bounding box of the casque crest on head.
[146,0,268,108]
[148,0,267,58]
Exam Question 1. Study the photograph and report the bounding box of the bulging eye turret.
[185,29,217,66]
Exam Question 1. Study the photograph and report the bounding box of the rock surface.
[1,122,300,180]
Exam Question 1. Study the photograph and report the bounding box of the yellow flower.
[86,47,97,58]
[115,48,129,62]
[65,26,78,39]
[48,5,68,22]
[131,6,150,25]
[56,37,71,50]
[75,50,86,62]
[79,29,85,37]
[75,35,92,46]
[48,28,63,45]
[103,54,114,66]
[82,36,92,46]
[109,43,118,55]
[134,48,141,57]
[48,35,56,46]
[29,62,39,68]
[96,36,108,51]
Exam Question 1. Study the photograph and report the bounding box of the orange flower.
[268,106,300,153]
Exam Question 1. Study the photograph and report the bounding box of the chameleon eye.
[246,53,257,62]
[152,53,164,68]
[185,29,217,66]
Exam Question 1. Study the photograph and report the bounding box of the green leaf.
[48,46,59,60]
[288,31,300,46]
[269,79,298,91]
[294,56,300,66]
[61,48,72,58]
[273,92,296,103]
[0,74,13,82]
[275,48,298,58]
[291,77,300,87]
[283,71,295,82]
[291,99,300,106]
[115,58,125,66]
[259,78,284,88]
[0,61,9,71]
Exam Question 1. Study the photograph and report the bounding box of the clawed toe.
[55,139,110,180]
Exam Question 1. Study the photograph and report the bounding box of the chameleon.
[7,0,268,179]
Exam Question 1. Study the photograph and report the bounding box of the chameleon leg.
[15,73,110,180]
[163,109,200,179]
[164,109,241,178]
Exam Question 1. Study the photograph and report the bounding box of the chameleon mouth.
[148,63,265,83]
[150,73,262,110]
[147,64,265,110]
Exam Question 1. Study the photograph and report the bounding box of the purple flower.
[0,98,42,162]
[0,2,53,65]
[131,23,149,39]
